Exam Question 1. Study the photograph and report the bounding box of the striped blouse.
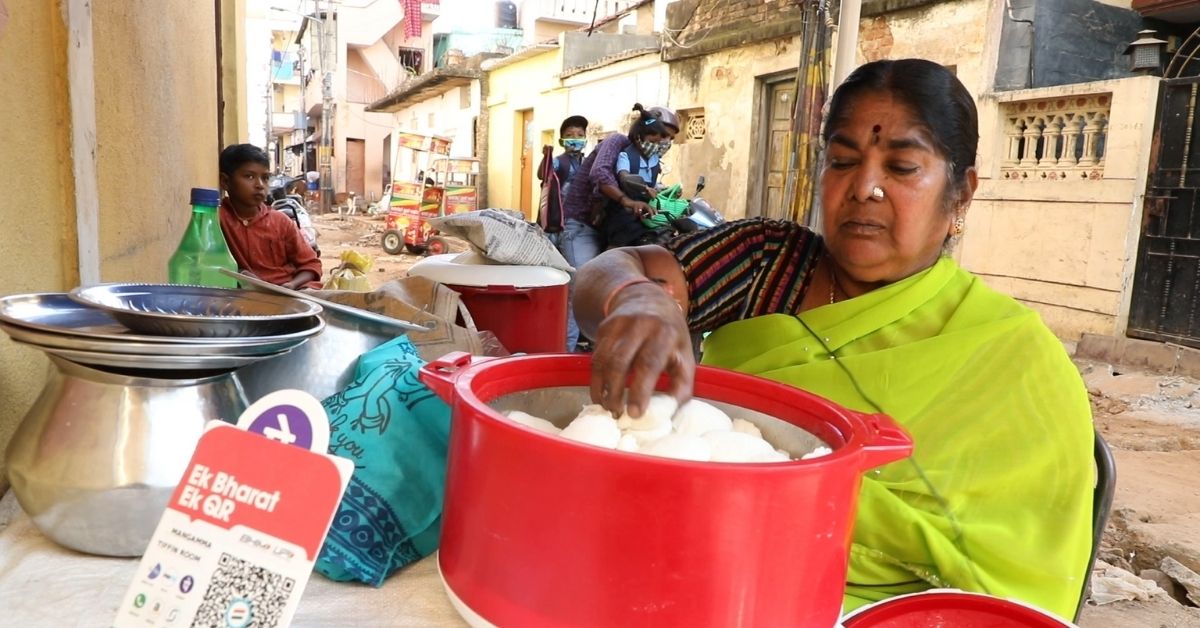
[661,218,824,332]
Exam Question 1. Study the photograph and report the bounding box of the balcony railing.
[535,0,634,24]
[1001,93,1110,180]
[347,68,387,105]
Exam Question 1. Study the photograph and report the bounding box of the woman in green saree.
[574,59,1093,619]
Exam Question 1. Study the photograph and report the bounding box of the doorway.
[1127,78,1200,349]
[346,138,366,199]
[519,109,535,218]
[753,76,797,220]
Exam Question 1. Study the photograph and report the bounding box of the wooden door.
[346,138,366,199]
[1128,78,1200,348]
[757,79,796,220]
[519,109,534,217]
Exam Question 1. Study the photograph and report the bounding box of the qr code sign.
[192,553,295,628]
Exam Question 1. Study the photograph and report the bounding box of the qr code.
[191,553,295,627]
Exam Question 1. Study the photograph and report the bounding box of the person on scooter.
[557,104,679,352]
[602,104,680,249]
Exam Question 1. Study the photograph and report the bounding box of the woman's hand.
[591,283,695,417]
[575,246,695,418]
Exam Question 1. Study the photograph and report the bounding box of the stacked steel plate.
[0,284,325,371]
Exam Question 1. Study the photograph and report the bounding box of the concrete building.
[0,0,247,485]
[663,0,1200,348]
[485,28,664,216]
[367,0,656,210]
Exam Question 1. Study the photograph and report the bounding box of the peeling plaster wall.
[857,0,991,101]
[668,37,801,220]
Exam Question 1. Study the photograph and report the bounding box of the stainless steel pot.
[5,356,248,556]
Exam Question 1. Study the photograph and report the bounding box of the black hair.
[219,143,270,176]
[824,59,978,201]
[627,103,673,142]
[560,115,589,135]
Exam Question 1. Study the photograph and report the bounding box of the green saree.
[701,257,1094,619]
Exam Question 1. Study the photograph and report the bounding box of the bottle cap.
[190,187,221,206]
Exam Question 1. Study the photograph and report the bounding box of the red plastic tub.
[408,253,569,353]
[842,590,1075,627]
[419,353,914,628]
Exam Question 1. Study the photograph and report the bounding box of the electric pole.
[318,0,334,214]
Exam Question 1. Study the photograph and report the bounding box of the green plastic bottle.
[167,187,239,288]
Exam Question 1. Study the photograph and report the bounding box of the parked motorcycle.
[269,178,321,257]
[616,175,725,247]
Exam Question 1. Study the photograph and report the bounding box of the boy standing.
[553,115,588,195]
[218,144,323,290]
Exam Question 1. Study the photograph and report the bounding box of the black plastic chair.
[1074,431,1117,622]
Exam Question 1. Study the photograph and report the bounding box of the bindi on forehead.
[872,124,882,144]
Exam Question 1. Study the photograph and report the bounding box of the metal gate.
[1127,77,1200,348]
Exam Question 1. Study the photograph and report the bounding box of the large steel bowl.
[4,356,248,556]
[69,283,322,337]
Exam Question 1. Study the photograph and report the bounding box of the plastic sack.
[642,183,690,228]
[322,249,374,292]
[314,336,451,586]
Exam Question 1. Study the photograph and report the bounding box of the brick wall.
[668,0,805,49]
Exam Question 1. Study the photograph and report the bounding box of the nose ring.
[870,186,885,200]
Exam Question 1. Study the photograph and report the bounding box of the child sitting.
[218,144,323,290]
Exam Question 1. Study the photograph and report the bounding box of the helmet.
[648,106,680,133]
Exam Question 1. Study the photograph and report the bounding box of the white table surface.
[0,491,466,627]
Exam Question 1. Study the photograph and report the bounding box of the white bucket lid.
[408,253,570,288]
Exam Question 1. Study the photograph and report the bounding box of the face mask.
[657,140,673,157]
[638,140,661,157]
[560,138,587,152]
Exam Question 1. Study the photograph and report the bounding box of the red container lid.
[842,591,1075,627]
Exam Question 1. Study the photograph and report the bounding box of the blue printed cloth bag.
[315,336,451,586]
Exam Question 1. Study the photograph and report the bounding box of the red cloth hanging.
[403,0,423,38]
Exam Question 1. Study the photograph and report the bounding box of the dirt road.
[312,212,422,287]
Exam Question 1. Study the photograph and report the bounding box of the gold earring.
[952,216,965,236]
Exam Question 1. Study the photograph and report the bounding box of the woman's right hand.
[591,282,695,417]
[575,246,696,418]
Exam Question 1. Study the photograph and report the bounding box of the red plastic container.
[408,253,569,354]
[419,353,914,628]
[842,590,1075,627]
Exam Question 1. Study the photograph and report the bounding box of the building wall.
[667,36,803,219]
[486,48,568,215]
[0,0,224,484]
[563,53,670,140]
[857,0,992,102]
[0,0,77,486]
[962,76,1158,340]
[386,84,481,184]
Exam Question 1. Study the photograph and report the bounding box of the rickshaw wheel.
[426,235,449,256]
[405,243,428,255]
[381,229,405,255]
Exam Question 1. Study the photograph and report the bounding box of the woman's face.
[820,91,974,285]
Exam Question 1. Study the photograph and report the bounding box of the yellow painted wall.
[222,0,249,145]
[0,0,226,485]
[0,0,77,485]
[93,0,221,282]
[485,48,567,217]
